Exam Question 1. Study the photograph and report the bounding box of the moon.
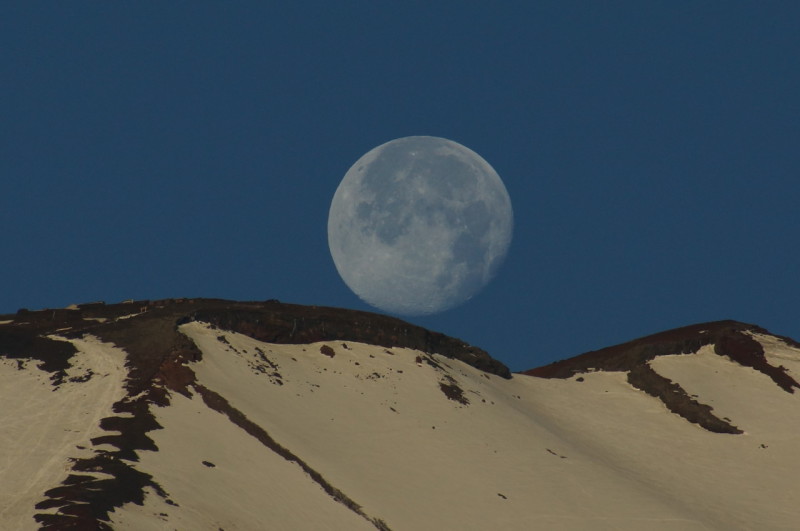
[328,136,513,316]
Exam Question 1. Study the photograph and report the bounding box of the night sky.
[3,3,799,371]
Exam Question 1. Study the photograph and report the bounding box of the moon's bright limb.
[328,136,513,316]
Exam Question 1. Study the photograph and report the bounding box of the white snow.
[113,312,144,321]
[0,336,128,530]
[119,321,794,530]
[6,322,800,530]
[110,390,375,530]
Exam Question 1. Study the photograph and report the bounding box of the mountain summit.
[2,299,799,530]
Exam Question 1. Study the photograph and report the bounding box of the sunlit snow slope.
[1,300,799,530]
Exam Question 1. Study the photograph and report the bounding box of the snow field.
[0,336,127,530]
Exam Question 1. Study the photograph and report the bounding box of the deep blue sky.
[3,3,799,371]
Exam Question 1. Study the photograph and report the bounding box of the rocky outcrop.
[184,299,510,378]
[626,364,742,434]
[0,298,510,382]
[525,320,799,391]
[523,320,800,434]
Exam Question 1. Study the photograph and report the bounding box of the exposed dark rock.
[320,345,336,358]
[184,299,510,378]
[0,329,76,385]
[714,332,798,393]
[627,364,742,434]
[0,301,201,527]
[438,375,469,405]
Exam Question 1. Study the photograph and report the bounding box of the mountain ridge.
[524,319,800,435]
[2,298,800,530]
[0,298,508,529]
[1,298,509,381]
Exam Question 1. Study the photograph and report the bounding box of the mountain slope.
[1,300,799,530]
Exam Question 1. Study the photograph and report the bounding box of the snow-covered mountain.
[1,299,799,530]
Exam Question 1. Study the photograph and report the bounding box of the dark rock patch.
[320,345,336,358]
[0,328,76,385]
[714,332,799,393]
[68,369,94,383]
[24,301,202,527]
[438,375,469,405]
[522,320,797,433]
[627,364,742,434]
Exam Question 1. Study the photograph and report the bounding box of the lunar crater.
[328,136,513,316]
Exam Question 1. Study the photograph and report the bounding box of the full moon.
[328,136,513,316]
